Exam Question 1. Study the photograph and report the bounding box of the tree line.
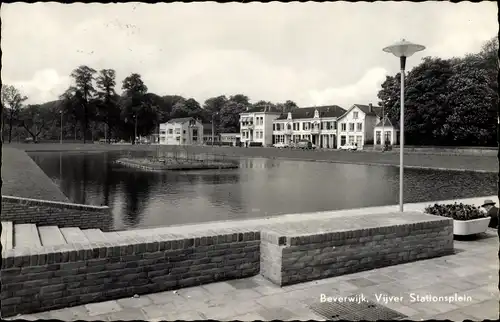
[1,36,497,146]
[1,69,299,144]
[378,36,498,146]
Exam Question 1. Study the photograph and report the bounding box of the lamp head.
[383,39,425,58]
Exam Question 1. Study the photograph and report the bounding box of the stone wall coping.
[0,231,261,267]
[1,195,109,211]
[262,218,452,246]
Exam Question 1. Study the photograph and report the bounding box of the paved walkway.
[10,229,498,321]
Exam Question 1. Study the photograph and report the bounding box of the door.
[340,135,346,147]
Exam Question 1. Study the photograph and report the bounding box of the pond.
[29,151,497,230]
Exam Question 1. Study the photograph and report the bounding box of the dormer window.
[314,110,319,118]
[287,112,292,120]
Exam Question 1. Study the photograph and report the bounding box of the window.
[160,137,165,142]
[348,135,355,144]
[273,124,276,131]
[356,136,363,147]
[357,123,363,131]
[160,130,166,135]
[353,112,359,119]
[376,131,381,145]
[176,136,180,141]
[385,131,391,144]
[349,123,355,131]
[340,135,346,146]
[341,123,346,131]
[332,121,337,130]
[168,129,173,134]
[183,130,186,134]
[175,129,181,134]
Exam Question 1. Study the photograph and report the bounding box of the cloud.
[304,67,388,107]
[5,69,71,104]
[1,2,496,108]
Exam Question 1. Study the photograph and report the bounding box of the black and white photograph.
[0,1,498,321]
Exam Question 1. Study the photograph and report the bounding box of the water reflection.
[29,151,497,230]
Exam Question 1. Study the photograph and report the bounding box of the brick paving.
[8,143,498,173]
[8,229,498,321]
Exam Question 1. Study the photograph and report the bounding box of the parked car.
[273,142,289,149]
[340,143,357,151]
[296,140,313,149]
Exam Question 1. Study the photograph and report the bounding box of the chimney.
[369,103,373,113]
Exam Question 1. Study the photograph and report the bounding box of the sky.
[1,2,497,108]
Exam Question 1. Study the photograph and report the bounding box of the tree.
[67,65,97,143]
[120,73,155,144]
[252,100,276,111]
[219,99,248,133]
[277,100,299,113]
[228,94,250,107]
[1,85,27,143]
[96,69,120,143]
[377,57,455,145]
[203,95,227,129]
[444,56,497,145]
[169,98,203,120]
[18,104,54,142]
[157,95,185,123]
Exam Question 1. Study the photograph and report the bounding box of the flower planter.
[453,217,491,236]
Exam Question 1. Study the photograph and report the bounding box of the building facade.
[158,117,204,145]
[337,104,382,149]
[202,123,220,145]
[374,117,399,146]
[240,106,281,147]
[272,105,346,149]
[220,133,241,146]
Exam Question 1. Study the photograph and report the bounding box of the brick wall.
[0,232,261,317]
[260,219,454,286]
[1,196,113,231]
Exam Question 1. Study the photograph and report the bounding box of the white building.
[272,105,346,149]
[374,116,400,146]
[202,123,220,145]
[158,117,204,145]
[220,133,241,146]
[337,104,382,149]
[240,106,281,147]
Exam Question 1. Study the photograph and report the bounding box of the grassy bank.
[1,147,69,201]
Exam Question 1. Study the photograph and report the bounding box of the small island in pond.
[116,157,239,171]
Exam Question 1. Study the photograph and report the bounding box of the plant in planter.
[424,203,490,236]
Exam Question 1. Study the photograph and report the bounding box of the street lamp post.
[134,115,138,145]
[211,112,218,147]
[59,110,63,144]
[383,39,425,212]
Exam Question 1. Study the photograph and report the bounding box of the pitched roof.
[166,117,195,124]
[245,105,282,113]
[375,116,400,129]
[337,104,383,120]
[275,105,346,120]
[353,104,383,117]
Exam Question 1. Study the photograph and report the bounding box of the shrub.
[424,203,487,221]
